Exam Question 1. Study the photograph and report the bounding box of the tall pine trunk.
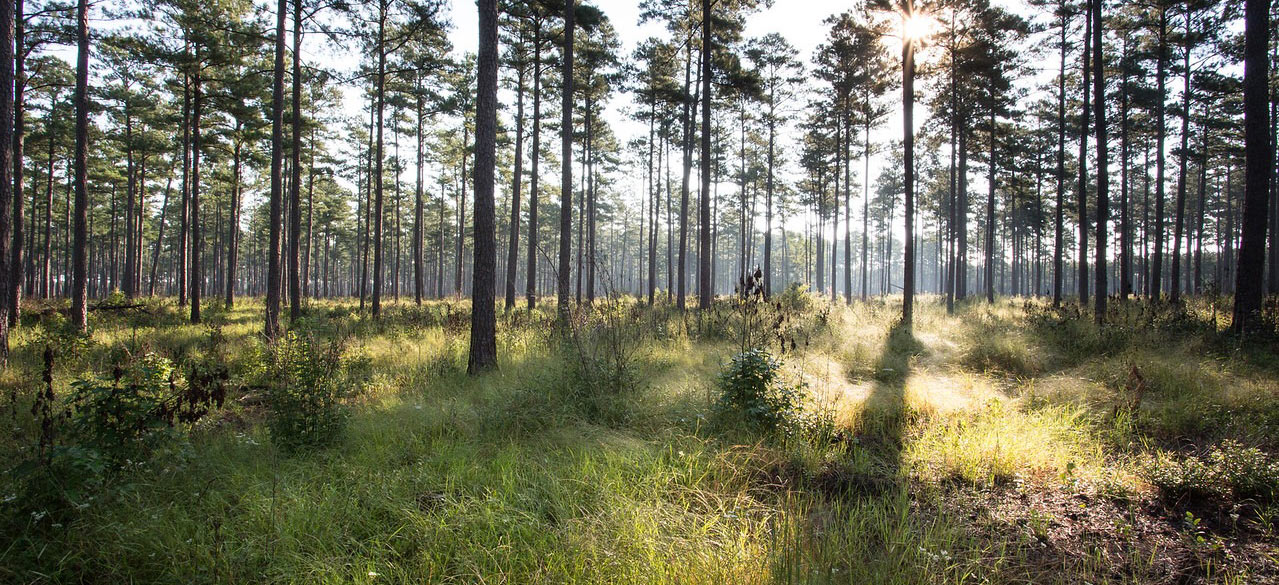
[526,25,542,310]
[1151,9,1168,299]
[903,21,917,325]
[265,0,287,339]
[1053,5,1066,306]
[1171,3,1192,303]
[1092,0,1108,322]
[288,0,303,320]
[1077,1,1091,304]
[70,0,88,333]
[469,0,498,372]
[504,34,525,311]
[190,70,203,324]
[371,3,386,318]
[557,0,574,323]
[697,0,712,310]
[9,0,24,325]
[1233,0,1270,332]
[0,0,14,355]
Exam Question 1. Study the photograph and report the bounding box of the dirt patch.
[934,482,1279,584]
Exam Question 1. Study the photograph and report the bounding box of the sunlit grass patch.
[906,398,1109,488]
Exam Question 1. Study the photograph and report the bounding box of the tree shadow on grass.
[770,322,934,583]
[815,320,921,497]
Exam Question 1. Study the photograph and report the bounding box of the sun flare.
[901,11,934,44]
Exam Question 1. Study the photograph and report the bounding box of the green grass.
[2,294,1278,584]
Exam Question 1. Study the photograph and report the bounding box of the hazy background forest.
[1,0,1279,582]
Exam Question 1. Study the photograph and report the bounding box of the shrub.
[1145,441,1279,508]
[65,352,180,468]
[260,333,367,452]
[716,348,806,433]
[774,282,814,315]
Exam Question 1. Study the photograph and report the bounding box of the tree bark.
[469,0,498,372]
[903,20,917,325]
[504,31,525,311]
[0,0,14,355]
[265,0,287,339]
[1233,0,1270,333]
[526,24,542,310]
[9,0,25,326]
[1053,4,1066,306]
[288,0,303,320]
[697,0,712,310]
[1151,8,1168,300]
[415,86,426,305]
[1092,0,1108,322]
[189,70,203,324]
[1171,2,1192,303]
[1077,0,1091,304]
[70,0,89,333]
[557,0,574,324]
[225,137,242,308]
[371,2,386,318]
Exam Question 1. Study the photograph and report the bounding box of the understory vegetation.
[2,293,1279,584]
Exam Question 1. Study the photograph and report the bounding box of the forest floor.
[2,293,1279,584]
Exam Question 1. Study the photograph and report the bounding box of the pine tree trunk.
[1077,1,1091,304]
[504,38,525,311]
[415,88,426,305]
[677,45,691,311]
[697,0,712,310]
[190,70,203,324]
[1233,0,1270,333]
[371,3,386,318]
[265,0,286,339]
[1092,0,1108,322]
[527,25,542,310]
[9,0,25,325]
[469,0,498,372]
[0,0,14,355]
[225,137,241,308]
[903,25,917,325]
[1151,9,1168,300]
[288,0,303,320]
[1171,3,1192,303]
[70,0,89,333]
[1053,5,1066,306]
[557,0,574,323]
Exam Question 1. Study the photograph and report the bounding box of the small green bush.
[716,348,806,433]
[65,353,179,468]
[260,333,368,452]
[774,282,814,315]
[1145,440,1279,507]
